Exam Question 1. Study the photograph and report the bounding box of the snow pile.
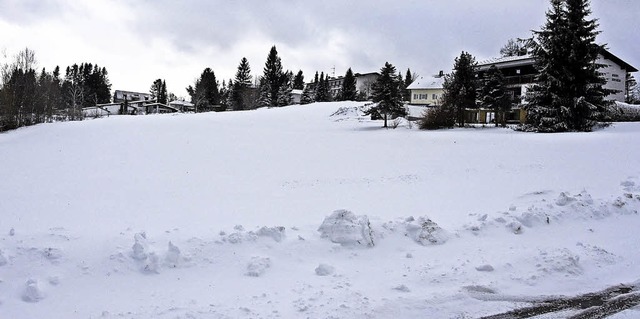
[317,210,374,247]
[465,186,640,236]
[245,257,271,277]
[330,106,361,118]
[219,225,287,244]
[0,249,7,266]
[256,226,286,242]
[403,216,449,245]
[164,241,181,268]
[314,263,335,276]
[22,279,44,303]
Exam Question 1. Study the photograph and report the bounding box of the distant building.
[291,89,303,104]
[354,72,379,99]
[113,90,152,103]
[169,100,195,112]
[324,72,379,100]
[406,76,445,106]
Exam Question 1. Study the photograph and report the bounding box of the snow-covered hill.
[1,102,639,318]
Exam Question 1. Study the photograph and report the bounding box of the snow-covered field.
[1,101,639,318]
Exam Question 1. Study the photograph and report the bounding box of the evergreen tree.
[186,68,220,112]
[300,83,315,104]
[314,72,331,102]
[403,68,416,101]
[150,79,163,101]
[293,70,304,90]
[231,57,253,110]
[277,71,293,106]
[339,68,357,101]
[500,38,529,57]
[257,76,272,108]
[364,62,406,128]
[261,46,285,107]
[441,51,478,127]
[526,0,608,132]
[479,65,512,127]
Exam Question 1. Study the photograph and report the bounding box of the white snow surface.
[1,101,640,318]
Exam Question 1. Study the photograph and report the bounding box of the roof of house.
[600,49,638,72]
[477,55,535,71]
[406,76,445,90]
[169,100,194,107]
[477,48,637,73]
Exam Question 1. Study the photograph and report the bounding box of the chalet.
[406,76,445,106]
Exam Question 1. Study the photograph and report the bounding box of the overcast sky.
[1,0,638,98]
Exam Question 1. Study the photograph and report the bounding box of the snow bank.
[22,279,44,303]
[404,216,449,245]
[315,264,335,276]
[245,257,271,277]
[317,210,374,247]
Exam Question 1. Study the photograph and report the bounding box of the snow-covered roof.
[406,76,445,90]
[476,55,535,71]
[291,89,303,95]
[169,100,194,107]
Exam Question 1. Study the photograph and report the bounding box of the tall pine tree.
[261,46,285,107]
[231,57,252,110]
[526,0,608,132]
[365,62,406,128]
[339,68,357,101]
[479,65,512,127]
[441,52,478,127]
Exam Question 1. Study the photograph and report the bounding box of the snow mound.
[475,264,495,272]
[142,252,160,274]
[131,232,149,261]
[330,106,361,118]
[22,279,44,303]
[315,264,335,276]
[245,257,271,277]
[318,210,374,247]
[404,217,449,245]
[0,250,7,266]
[164,241,181,268]
[256,226,286,242]
[537,248,583,276]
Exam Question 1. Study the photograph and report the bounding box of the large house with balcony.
[472,48,637,124]
[476,48,637,104]
[326,72,380,100]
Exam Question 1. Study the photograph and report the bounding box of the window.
[432,94,437,100]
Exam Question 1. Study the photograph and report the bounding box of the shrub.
[418,106,455,130]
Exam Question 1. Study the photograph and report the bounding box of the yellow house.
[406,76,445,105]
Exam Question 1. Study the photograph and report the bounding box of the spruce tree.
[365,62,406,128]
[261,46,284,107]
[315,72,328,102]
[231,57,252,110]
[277,71,293,106]
[186,68,220,112]
[441,51,478,127]
[293,70,304,90]
[526,0,608,132]
[340,68,357,101]
[300,83,315,104]
[479,65,512,127]
[404,68,416,101]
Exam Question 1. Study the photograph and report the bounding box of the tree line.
[0,48,112,132]
[186,45,418,112]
